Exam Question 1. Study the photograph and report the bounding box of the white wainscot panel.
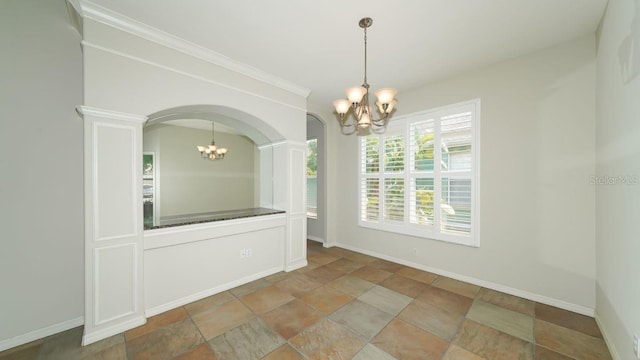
[95,123,136,240]
[143,217,286,315]
[95,244,137,324]
[287,215,306,270]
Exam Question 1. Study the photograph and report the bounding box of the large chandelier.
[333,17,397,134]
[197,122,228,160]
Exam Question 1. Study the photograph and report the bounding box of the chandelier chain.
[363,25,368,86]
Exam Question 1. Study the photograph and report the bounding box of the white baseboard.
[145,266,283,317]
[285,259,308,272]
[306,236,324,244]
[0,316,84,352]
[336,242,595,317]
[594,311,621,360]
[82,316,146,346]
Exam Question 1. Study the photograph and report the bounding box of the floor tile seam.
[323,277,362,298]
[465,300,538,345]
[539,317,605,340]
[170,309,209,360]
[535,343,581,360]
[283,317,364,360]
[395,300,458,344]
[413,284,473,317]
[34,339,45,360]
[123,327,134,360]
[437,314,467,360]
[533,303,537,359]
[264,340,310,360]
[535,317,608,343]
[185,294,261,358]
[471,298,536,323]
[258,296,333,344]
[185,295,237,320]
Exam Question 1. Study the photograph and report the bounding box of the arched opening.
[306,113,327,245]
[142,105,284,229]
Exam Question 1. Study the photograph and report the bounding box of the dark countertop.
[145,207,286,230]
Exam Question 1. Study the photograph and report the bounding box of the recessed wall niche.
[143,113,274,228]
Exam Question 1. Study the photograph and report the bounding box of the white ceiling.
[86,0,607,107]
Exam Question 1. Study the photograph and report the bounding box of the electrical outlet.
[633,334,639,359]
[240,248,252,258]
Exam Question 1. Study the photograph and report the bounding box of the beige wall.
[144,124,257,216]
[0,0,84,347]
[331,35,597,311]
[595,0,640,358]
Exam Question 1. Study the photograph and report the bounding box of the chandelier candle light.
[197,122,228,160]
[333,17,397,134]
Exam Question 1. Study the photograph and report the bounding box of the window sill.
[358,220,479,248]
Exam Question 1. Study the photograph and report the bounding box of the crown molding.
[77,106,148,123]
[76,0,311,99]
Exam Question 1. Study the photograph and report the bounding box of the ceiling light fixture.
[197,122,228,160]
[333,17,397,135]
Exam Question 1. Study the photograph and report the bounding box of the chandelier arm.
[340,124,359,135]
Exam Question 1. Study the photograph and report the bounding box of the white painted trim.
[357,99,481,248]
[82,315,145,346]
[0,316,84,352]
[94,243,138,325]
[65,0,82,16]
[594,311,622,360]
[336,242,595,316]
[143,213,286,250]
[77,105,147,123]
[259,140,308,150]
[307,235,324,243]
[285,259,308,272]
[92,122,138,242]
[80,41,306,114]
[144,266,283,317]
[76,0,310,98]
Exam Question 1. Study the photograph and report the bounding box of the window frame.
[358,99,481,247]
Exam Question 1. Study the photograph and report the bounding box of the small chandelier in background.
[197,122,228,160]
[333,17,397,135]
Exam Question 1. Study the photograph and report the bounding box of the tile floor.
[1,241,612,360]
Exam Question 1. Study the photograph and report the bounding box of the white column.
[271,141,307,271]
[78,106,146,345]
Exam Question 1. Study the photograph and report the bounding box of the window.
[306,138,318,219]
[359,99,480,246]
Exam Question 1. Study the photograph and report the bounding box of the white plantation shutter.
[363,137,379,174]
[383,135,404,173]
[440,111,473,236]
[384,178,404,221]
[361,137,380,222]
[441,111,472,172]
[359,99,479,247]
[410,177,434,225]
[441,178,472,235]
[361,178,379,221]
